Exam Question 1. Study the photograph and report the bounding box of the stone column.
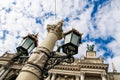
[0,67,4,72]
[51,73,56,80]
[16,21,63,80]
[0,69,10,80]
[0,68,5,76]
[101,73,107,80]
[76,76,80,80]
[80,72,85,80]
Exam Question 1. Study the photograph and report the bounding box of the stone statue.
[86,44,94,51]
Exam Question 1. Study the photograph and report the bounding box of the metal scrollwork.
[42,51,74,78]
[63,56,74,63]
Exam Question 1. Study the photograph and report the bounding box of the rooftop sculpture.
[86,44,94,51]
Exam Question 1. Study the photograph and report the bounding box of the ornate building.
[0,49,120,80]
[0,21,119,80]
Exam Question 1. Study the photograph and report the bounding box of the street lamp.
[15,21,82,80]
[63,28,82,55]
[42,28,82,78]
[16,33,38,56]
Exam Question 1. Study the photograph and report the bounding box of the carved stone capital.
[47,20,63,40]
[101,72,106,77]
[101,72,107,80]
[80,71,85,75]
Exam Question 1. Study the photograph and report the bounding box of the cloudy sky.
[0,0,120,72]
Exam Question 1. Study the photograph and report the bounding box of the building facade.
[0,50,120,80]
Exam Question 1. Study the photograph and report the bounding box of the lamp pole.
[16,21,63,80]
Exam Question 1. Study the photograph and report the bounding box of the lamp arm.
[42,51,74,79]
[56,45,63,52]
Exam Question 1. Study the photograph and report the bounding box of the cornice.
[52,62,108,72]
[54,65,80,71]
[79,63,108,71]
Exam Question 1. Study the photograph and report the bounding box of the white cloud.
[0,0,45,55]
[91,0,120,39]
[107,40,120,56]
[68,6,94,38]
[107,56,120,72]
[92,0,120,72]
[0,0,120,73]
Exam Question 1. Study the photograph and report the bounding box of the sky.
[0,0,120,72]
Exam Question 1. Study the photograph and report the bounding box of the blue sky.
[0,0,120,72]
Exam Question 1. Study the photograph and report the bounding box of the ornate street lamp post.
[0,34,38,80]
[16,21,82,80]
[16,33,38,56]
[41,28,82,79]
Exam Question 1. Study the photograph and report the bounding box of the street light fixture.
[16,33,38,56]
[63,28,82,56]
[42,28,82,79]
[14,21,82,80]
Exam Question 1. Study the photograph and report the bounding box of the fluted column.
[0,67,5,76]
[0,69,10,80]
[101,73,107,80]
[16,21,63,80]
[0,67,4,72]
[80,72,85,80]
[51,73,56,80]
[76,76,80,80]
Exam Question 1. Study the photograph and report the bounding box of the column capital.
[101,72,107,80]
[52,73,57,75]
[80,71,85,80]
[80,71,85,75]
[47,20,64,40]
[101,72,106,77]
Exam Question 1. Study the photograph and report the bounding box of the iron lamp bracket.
[42,51,74,78]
